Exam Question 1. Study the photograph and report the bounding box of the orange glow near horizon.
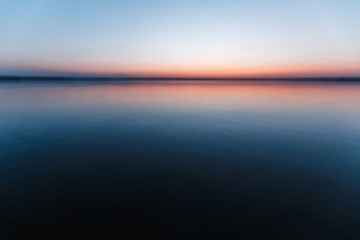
[11,61,360,78]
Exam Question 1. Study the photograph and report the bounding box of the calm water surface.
[1,81,360,239]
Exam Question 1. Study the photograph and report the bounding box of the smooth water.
[1,81,360,239]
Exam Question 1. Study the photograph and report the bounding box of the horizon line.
[1,75,360,81]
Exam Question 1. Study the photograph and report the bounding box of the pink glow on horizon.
[7,61,360,78]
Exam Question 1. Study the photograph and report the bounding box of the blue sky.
[1,0,360,77]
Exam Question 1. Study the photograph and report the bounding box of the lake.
[1,81,360,239]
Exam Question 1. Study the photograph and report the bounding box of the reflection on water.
[1,81,360,239]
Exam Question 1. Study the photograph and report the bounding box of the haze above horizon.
[1,0,360,78]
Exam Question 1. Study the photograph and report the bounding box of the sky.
[1,0,360,77]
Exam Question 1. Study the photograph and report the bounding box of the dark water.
[1,81,360,239]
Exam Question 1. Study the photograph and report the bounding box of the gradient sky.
[1,0,360,77]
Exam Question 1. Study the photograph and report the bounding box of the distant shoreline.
[1,76,360,82]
